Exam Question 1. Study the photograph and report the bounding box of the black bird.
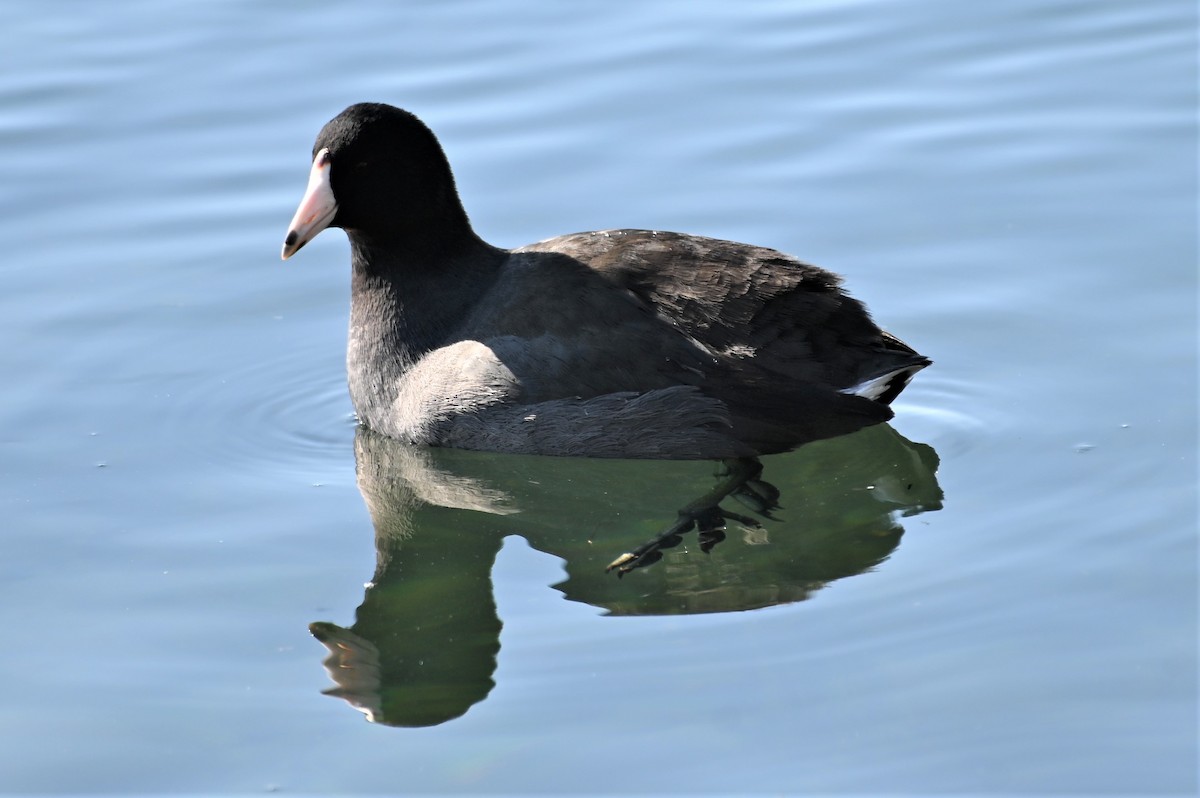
[282,103,930,572]
[283,102,928,459]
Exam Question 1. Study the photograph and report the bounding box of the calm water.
[1,1,1195,794]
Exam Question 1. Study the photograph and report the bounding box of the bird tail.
[841,356,931,405]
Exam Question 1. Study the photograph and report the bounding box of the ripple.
[170,340,356,483]
[170,340,992,480]
[891,374,993,459]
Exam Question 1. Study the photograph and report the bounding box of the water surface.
[0,1,1195,794]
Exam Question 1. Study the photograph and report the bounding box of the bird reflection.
[311,425,942,726]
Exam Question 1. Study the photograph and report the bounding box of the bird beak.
[282,148,337,260]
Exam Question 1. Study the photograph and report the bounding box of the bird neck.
[345,233,505,410]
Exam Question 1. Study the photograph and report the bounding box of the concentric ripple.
[890,373,992,460]
[169,339,357,484]
[171,346,990,483]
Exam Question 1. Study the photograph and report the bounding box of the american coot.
[283,103,930,572]
[283,103,929,460]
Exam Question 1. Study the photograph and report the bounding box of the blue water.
[1,1,1195,794]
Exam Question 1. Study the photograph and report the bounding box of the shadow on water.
[310,425,942,727]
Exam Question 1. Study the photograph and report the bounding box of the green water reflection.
[312,425,941,726]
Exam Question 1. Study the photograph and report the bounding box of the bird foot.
[606,458,778,577]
